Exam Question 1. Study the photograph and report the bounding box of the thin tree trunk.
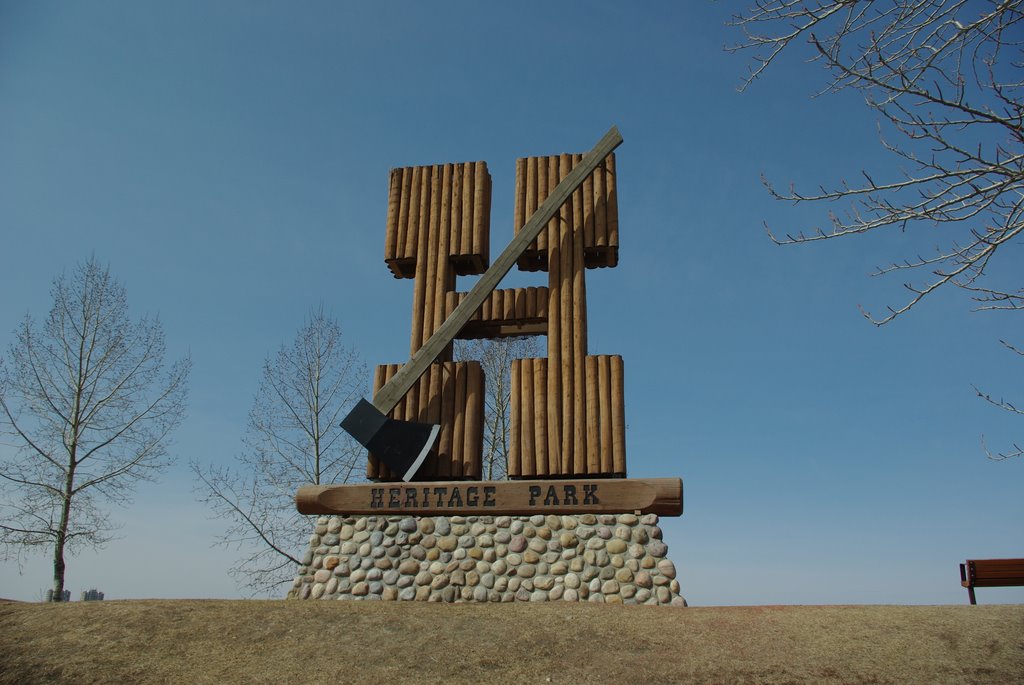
[52,482,73,601]
[53,435,77,600]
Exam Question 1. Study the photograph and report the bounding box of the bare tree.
[0,258,190,600]
[456,336,540,480]
[730,1,1022,457]
[730,0,1022,323]
[192,308,365,595]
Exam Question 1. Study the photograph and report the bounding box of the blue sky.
[1,1,1020,605]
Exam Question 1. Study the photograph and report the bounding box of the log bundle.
[389,162,495,361]
[508,355,626,479]
[369,161,492,482]
[513,152,618,272]
[368,361,484,481]
[446,286,548,339]
[384,162,492,279]
[505,152,627,477]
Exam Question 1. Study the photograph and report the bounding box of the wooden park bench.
[960,558,1024,604]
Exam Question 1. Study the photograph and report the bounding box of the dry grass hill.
[1,600,1021,684]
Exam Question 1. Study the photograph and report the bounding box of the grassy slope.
[1,601,1021,684]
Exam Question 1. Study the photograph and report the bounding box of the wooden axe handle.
[373,125,624,415]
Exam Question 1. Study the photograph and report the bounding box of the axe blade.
[341,399,439,482]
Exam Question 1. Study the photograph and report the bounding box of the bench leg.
[967,586,976,605]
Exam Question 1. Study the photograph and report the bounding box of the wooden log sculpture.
[369,145,625,482]
[303,129,689,518]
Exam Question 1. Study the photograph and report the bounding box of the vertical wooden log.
[558,153,574,474]
[509,359,522,478]
[473,162,487,263]
[598,355,613,474]
[610,355,626,476]
[514,157,526,243]
[415,372,429,424]
[415,369,433,477]
[385,168,401,262]
[533,358,547,476]
[401,167,413,262]
[461,162,475,258]
[606,153,619,253]
[374,364,389,481]
[519,358,535,478]
[593,159,607,249]
[478,368,487,479]
[583,157,595,251]
[548,155,560,260]
[367,364,386,479]
[441,271,457,361]
[414,365,434,479]
[546,199,562,472]
[409,168,429,354]
[572,169,587,475]
[585,356,600,475]
[439,361,456,479]
[515,287,527,321]
[452,362,467,479]
[525,156,539,255]
[427,362,443,471]
[401,362,416,425]
[392,363,406,480]
[536,156,548,254]
[456,292,469,322]
[464,362,482,479]
[406,166,423,262]
[423,166,442,341]
[378,363,400,481]
[396,168,412,262]
[450,163,463,262]
[482,168,492,267]
[445,291,456,322]
[481,289,492,321]
[367,363,383,480]
[434,165,453,356]
[502,288,514,321]
[537,286,547,320]
[393,363,405,407]
[387,368,405,473]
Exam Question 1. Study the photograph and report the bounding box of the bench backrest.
[965,558,1024,587]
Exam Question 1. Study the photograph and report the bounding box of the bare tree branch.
[981,436,1024,460]
[730,0,1023,324]
[730,0,1022,458]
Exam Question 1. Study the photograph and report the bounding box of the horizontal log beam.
[458,322,548,340]
[296,477,683,517]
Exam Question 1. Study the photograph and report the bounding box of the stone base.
[288,513,685,605]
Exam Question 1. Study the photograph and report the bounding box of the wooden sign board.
[296,477,682,517]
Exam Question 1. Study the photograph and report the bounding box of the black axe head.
[341,399,439,482]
